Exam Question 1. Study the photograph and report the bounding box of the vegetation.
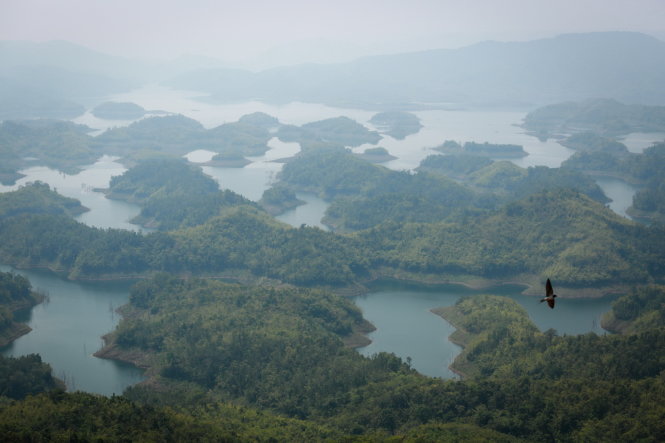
[0,119,98,178]
[278,116,381,147]
[602,285,665,334]
[369,111,422,139]
[0,181,87,221]
[356,190,656,287]
[237,111,280,129]
[434,140,527,158]
[561,141,665,222]
[0,112,285,181]
[85,277,665,440]
[523,98,665,136]
[104,159,257,230]
[324,169,480,231]
[1,183,663,290]
[474,164,608,203]
[354,146,397,163]
[0,354,59,400]
[278,147,388,199]
[560,150,624,176]
[259,185,304,215]
[417,154,493,179]
[559,131,630,155]
[0,271,42,346]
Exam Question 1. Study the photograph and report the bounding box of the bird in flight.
[540,278,557,309]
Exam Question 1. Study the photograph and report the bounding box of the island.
[0,119,99,179]
[279,116,382,148]
[522,98,665,137]
[0,271,44,346]
[202,151,251,168]
[369,111,423,139]
[434,140,528,158]
[559,131,630,156]
[259,185,305,215]
[353,146,397,163]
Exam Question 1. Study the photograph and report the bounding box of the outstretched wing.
[546,278,554,297]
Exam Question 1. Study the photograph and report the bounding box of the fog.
[2,0,664,69]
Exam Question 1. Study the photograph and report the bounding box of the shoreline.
[430,305,471,379]
[0,262,629,299]
[0,323,32,348]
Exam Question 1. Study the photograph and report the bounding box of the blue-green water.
[354,282,616,379]
[0,266,145,395]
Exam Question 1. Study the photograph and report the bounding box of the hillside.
[167,32,665,108]
[0,183,662,292]
[523,98,665,136]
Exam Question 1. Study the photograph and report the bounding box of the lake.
[0,156,149,232]
[0,265,144,395]
[354,282,615,379]
[1,85,657,393]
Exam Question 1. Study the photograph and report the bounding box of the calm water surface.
[355,283,616,379]
[596,177,639,219]
[275,193,331,230]
[0,156,147,232]
[0,266,144,395]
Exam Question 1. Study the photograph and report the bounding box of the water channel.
[2,85,662,391]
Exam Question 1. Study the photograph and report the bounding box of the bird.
[540,278,557,309]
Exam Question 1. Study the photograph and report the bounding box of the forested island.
[259,185,305,215]
[369,111,423,139]
[523,98,665,138]
[354,146,397,163]
[0,112,384,183]
[278,116,382,147]
[434,140,528,158]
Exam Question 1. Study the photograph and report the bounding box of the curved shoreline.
[0,261,629,299]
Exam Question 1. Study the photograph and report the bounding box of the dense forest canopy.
[0,181,663,293]
[3,275,655,441]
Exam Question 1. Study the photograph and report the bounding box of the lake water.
[1,85,657,391]
[354,282,616,378]
[0,265,144,395]
[0,156,149,232]
[596,177,639,219]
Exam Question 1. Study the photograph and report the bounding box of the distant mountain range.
[165,32,665,109]
[1,32,665,119]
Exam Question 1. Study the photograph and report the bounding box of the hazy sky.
[2,0,664,66]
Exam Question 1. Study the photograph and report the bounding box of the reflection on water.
[354,282,615,379]
[0,266,144,396]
